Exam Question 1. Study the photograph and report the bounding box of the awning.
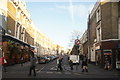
[2,34,30,46]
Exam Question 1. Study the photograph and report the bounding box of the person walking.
[20,56,23,66]
[28,47,37,77]
[57,57,63,71]
[69,59,73,70]
[81,55,88,72]
[2,53,7,72]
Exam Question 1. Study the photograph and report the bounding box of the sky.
[26,1,97,49]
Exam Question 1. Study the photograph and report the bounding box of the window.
[21,27,25,41]
[96,24,101,42]
[17,10,21,19]
[96,7,101,22]
[23,16,25,24]
[15,22,20,39]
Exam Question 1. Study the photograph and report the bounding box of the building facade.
[79,30,88,56]
[87,0,120,69]
[1,0,59,65]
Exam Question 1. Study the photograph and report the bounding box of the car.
[38,56,49,64]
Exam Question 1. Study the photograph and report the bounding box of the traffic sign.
[75,39,80,45]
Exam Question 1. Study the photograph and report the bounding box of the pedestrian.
[81,55,88,72]
[20,56,23,66]
[20,46,24,66]
[57,57,63,71]
[69,59,73,70]
[2,53,7,72]
[104,56,112,70]
[28,47,37,77]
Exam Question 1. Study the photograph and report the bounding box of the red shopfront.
[95,40,120,69]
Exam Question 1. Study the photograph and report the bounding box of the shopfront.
[1,35,30,66]
[103,49,112,70]
[115,43,120,69]
[95,40,120,70]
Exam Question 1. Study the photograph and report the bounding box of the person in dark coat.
[28,47,37,76]
[81,56,88,72]
[57,57,63,71]
[69,60,73,70]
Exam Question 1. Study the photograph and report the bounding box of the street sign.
[75,39,80,45]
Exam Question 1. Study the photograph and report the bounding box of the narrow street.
[2,55,120,79]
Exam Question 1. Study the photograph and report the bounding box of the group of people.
[56,55,88,72]
[68,55,88,72]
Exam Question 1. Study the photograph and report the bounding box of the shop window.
[116,49,120,69]
[116,49,120,61]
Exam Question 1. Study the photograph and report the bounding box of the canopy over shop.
[1,35,32,66]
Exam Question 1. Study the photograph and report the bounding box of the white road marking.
[37,66,46,73]
[50,66,57,70]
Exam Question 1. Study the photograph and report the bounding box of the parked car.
[38,56,49,64]
[49,56,55,61]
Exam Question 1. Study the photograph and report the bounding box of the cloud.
[56,4,94,22]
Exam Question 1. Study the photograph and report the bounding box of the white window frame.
[21,27,25,41]
[96,23,101,42]
[96,7,101,23]
[15,22,20,39]
[17,9,21,19]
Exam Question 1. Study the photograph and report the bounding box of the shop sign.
[104,53,112,55]
[103,49,112,55]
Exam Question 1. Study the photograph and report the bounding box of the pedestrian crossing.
[36,70,83,75]
[50,66,58,70]
[37,71,73,75]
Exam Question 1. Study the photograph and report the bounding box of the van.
[69,55,79,64]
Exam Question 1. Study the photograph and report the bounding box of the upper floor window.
[23,16,25,24]
[15,22,20,38]
[96,7,101,23]
[21,27,25,41]
[96,24,101,42]
[17,10,21,19]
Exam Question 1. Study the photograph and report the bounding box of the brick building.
[87,1,120,69]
